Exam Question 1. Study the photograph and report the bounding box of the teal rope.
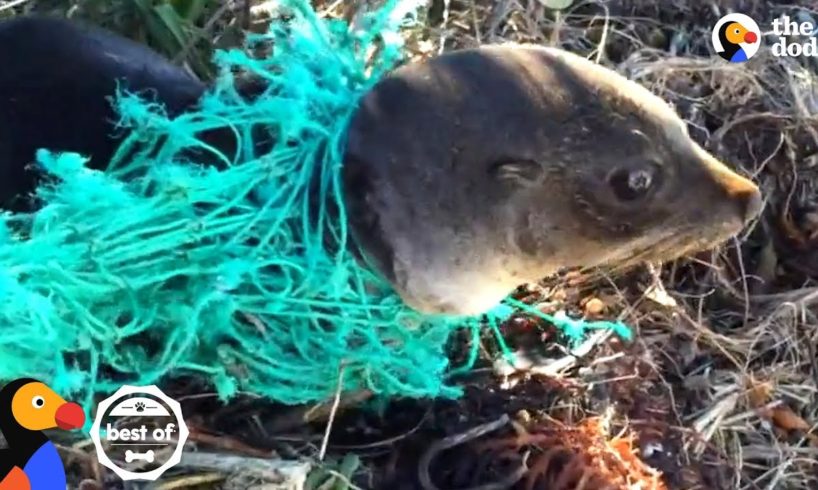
[503,298,633,348]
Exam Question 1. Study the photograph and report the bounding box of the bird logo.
[0,378,85,490]
[712,14,761,62]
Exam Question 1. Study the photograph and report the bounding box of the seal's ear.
[490,159,544,187]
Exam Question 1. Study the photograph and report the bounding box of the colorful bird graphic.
[718,20,759,62]
[0,379,85,490]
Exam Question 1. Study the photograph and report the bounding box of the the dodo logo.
[712,14,761,62]
[90,385,188,481]
[0,378,86,490]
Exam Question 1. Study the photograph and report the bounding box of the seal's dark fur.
[0,15,205,211]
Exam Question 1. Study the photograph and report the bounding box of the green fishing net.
[0,0,630,411]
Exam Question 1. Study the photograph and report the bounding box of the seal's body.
[0,15,206,211]
[0,19,762,316]
[344,45,762,314]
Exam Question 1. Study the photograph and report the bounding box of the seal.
[0,19,762,316]
[0,15,206,211]
[343,44,763,315]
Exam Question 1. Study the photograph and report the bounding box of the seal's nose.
[722,175,762,223]
[744,31,758,43]
[696,146,762,223]
[736,186,763,223]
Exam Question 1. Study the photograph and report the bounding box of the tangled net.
[0,0,469,406]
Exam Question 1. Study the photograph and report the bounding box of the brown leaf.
[769,406,810,431]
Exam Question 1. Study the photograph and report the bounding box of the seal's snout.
[713,166,762,223]
[694,145,762,224]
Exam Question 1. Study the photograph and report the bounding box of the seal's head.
[343,44,762,315]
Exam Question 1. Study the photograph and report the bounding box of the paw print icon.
[109,397,165,417]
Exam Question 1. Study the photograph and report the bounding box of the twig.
[172,0,239,65]
[438,0,451,54]
[150,473,224,490]
[324,469,367,490]
[592,2,610,64]
[266,389,372,434]
[331,408,431,450]
[0,0,31,13]
[418,414,525,490]
[470,0,482,43]
[319,362,346,461]
[178,452,311,482]
[732,235,751,326]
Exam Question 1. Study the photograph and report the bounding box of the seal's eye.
[608,168,654,201]
[32,396,45,409]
